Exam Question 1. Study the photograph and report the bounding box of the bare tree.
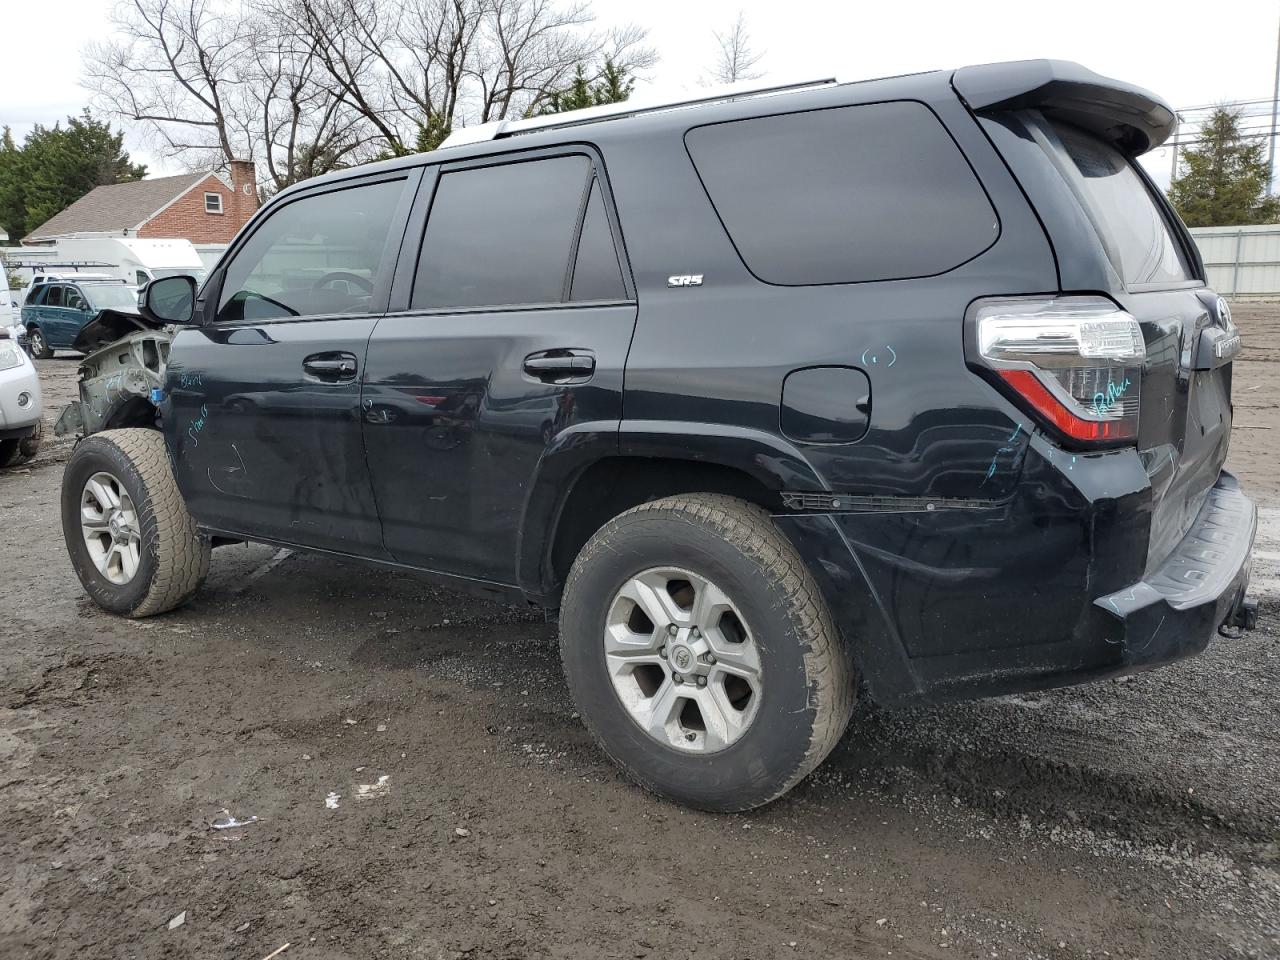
[275,0,655,145]
[706,11,764,85]
[86,0,253,167]
[246,25,377,189]
[86,0,656,176]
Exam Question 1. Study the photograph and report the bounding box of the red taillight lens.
[970,296,1145,447]
[997,370,1138,442]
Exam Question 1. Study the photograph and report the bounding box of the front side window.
[685,102,999,285]
[1045,121,1193,287]
[412,155,595,310]
[65,287,88,311]
[217,178,405,323]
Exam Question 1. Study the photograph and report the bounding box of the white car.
[0,275,42,467]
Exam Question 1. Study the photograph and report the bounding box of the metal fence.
[1190,225,1280,299]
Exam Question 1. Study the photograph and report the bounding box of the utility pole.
[1269,7,1280,193]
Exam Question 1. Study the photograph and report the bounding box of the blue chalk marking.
[885,345,897,368]
[1091,377,1133,417]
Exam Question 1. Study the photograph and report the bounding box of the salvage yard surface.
[2,307,1278,960]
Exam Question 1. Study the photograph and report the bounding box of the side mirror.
[140,275,198,325]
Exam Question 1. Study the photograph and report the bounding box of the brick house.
[23,161,258,244]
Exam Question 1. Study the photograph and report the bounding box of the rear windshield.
[1045,121,1193,287]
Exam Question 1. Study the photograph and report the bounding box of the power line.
[1176,96,1279,113]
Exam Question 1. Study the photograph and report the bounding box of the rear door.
[167,171,418,554]
[42,284,70,345]
[363,148,636,584]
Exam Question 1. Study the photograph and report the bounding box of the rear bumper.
[777,468,1257,707]
[1093,471,1255,667]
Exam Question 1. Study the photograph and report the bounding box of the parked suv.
[23,279,138,358]
[60,61,1257,811]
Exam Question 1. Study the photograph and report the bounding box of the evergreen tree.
[1168,107,1280,226]
[0,129,23,242]
[538,60,634,115]
[0,110,146,240]
[414,112,453,153]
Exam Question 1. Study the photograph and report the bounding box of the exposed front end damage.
[54,310,172,438]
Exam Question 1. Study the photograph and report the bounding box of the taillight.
[968,296,1145,446]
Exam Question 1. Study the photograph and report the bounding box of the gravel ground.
[1,308,1277,960]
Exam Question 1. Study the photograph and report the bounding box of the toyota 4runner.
[60,60,1258,811]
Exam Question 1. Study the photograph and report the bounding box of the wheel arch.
[102,397,160,431]
[518,420,827,604]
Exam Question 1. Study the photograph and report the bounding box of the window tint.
[413,155,591,310]
[685,102,999,285]
[46,285,63,307]
[570,179,626,301]
[24,286,45,306]
[217,178,404,323]
[1047,121,1192,287]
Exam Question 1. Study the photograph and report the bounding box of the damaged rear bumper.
[776,468,1258,707]
[1094,470,1256,663]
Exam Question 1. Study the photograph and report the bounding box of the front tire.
[559,493,855,812]
[61,429,210,617]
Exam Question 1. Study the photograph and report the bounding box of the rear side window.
[1045,121,1192,287]
[217,178,405,323]
[570,179,627,301]
[685,102,999,285]
[413,155,594,310]
[24,286,45,306]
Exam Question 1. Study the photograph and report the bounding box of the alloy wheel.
[604,567,763,753]
[80,471,142,585]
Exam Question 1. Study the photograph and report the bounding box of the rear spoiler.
[951,60,1176,155]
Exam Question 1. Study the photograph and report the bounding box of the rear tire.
[27,326,52,360]
[559,493,855,812]
[61,428,210,617]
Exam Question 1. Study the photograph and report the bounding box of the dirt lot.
[1,308,1278,960]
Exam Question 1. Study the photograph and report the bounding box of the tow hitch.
[1219,596,1259,639]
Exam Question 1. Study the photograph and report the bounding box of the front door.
[167,172,418,555]
[363,152,637,585]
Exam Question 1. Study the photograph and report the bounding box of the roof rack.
[440,75,839,148]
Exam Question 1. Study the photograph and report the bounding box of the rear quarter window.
[684,101,999,285]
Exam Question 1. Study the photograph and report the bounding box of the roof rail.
[439,75,839,148]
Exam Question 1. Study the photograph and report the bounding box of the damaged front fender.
[55,310,173,437]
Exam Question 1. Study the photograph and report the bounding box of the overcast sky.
[1,0,1275,187]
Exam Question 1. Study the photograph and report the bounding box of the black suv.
[61,60,1257,811]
